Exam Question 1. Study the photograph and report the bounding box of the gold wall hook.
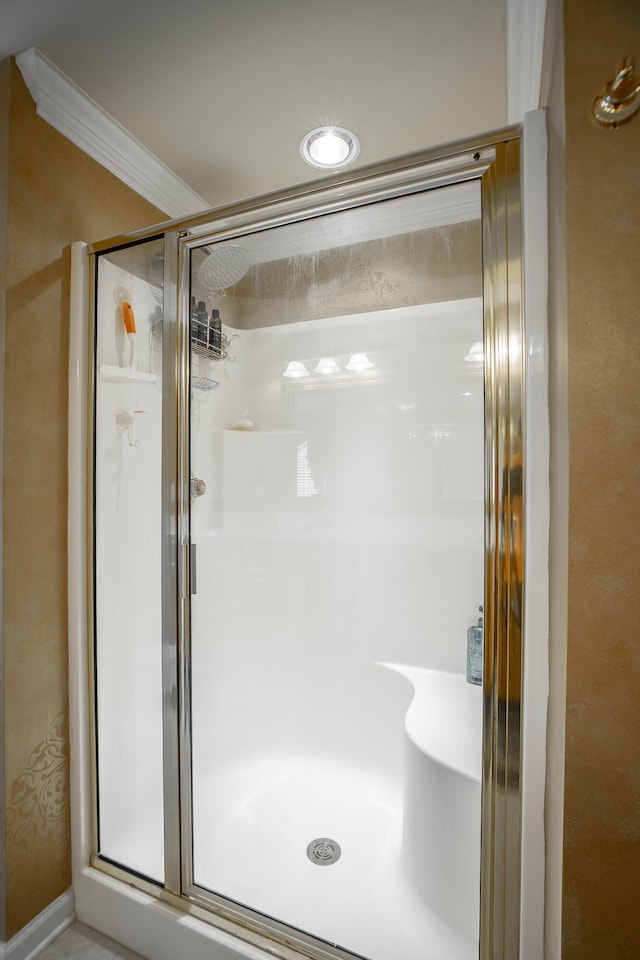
[593,56,640,127]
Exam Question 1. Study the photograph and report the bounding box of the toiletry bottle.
[208,308,221,355]
[196,301,208,347]
[190,296,199,344]
[466,605,484,685]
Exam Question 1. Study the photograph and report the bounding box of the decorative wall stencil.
[7,713,69,850]
[353,258,414,308]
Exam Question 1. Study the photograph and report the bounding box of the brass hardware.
[592,56,640,127]
[480,138,524,960]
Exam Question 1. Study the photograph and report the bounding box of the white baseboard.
[0,890,75,960]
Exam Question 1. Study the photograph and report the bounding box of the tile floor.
[38,922,147,960]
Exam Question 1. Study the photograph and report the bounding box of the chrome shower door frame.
[174,134,525,960]
[87,128,526,960]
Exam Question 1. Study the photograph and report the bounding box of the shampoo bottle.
[196,301,208,347]
[190,296,198,344]
[209,308,222,354]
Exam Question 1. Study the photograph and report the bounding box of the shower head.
[197,245,250,293]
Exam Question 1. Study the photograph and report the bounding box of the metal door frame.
[86,127,525,960]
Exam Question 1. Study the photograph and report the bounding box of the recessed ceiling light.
[300,126,360,169]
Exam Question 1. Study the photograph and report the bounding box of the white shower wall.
[94,256,164,881]
[190,296,485,787]
[187,296,485,950]
[93,263,485,900]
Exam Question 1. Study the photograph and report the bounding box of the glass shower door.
[93,236,165,882]
[187,181,485,960]
[86,135,526,960]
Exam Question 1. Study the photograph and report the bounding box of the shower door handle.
[189,543,197,595]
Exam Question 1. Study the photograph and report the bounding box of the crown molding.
[15,47,209,219]
[507,0,548,123]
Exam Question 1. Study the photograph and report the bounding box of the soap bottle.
[466,605,484,686]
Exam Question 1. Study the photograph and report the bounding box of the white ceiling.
[1,0,508,211]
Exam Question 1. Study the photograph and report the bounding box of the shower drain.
[307,837,341,866]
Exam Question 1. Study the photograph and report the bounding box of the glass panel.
[94,238,165,882]
[189,182,484,959]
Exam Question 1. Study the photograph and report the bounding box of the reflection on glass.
[189,182,485,959]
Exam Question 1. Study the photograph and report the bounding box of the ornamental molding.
[15,47,209,219]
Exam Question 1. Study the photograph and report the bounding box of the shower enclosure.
[86,133,524,960]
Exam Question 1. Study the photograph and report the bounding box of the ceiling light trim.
[300,126,360,170]
[15,47,209,219]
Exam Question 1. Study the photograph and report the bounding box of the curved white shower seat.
[377,663,483,942]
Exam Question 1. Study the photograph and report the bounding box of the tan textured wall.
[562,2,640,957]
[1,57,164,938]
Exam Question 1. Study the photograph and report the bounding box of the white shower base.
[192,754,476,960]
